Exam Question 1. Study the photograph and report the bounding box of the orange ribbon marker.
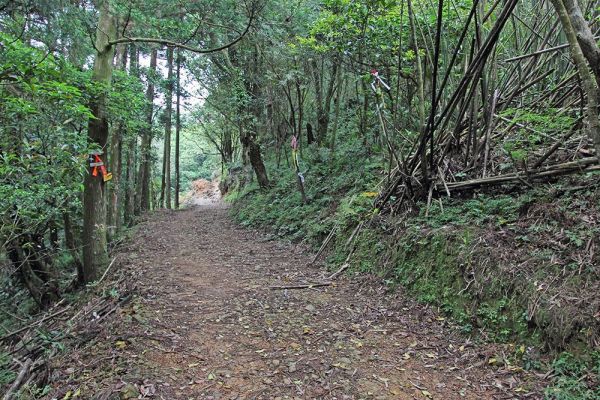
[89,152,113,182]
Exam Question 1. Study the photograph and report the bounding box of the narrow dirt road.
[55,201,546,399]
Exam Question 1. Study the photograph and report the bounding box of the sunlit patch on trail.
[182,179,221,207]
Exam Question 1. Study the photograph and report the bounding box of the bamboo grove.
[1,0,599,310]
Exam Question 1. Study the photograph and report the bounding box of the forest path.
[80,202,545,399]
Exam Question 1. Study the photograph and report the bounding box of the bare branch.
[107,6,256,54]
[504,36,600,62]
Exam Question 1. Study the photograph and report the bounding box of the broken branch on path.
[269,282,332,290]
[310,224,338,265]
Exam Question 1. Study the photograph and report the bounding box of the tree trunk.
[241,47,270,188]
[311,58,339,144]
[82,0,116,283]
[223,129,233,163]
[248,139,270,188]
[330,67,344,156]
[550,0,600,156]
[561,0,600,87]
[107,44,128,239]
[306,122,314,145]
[408,0,428,180]
[161,47,174,209]
[175,49,181,208]
[107,129,121,239]
[124,45,139,225]
[63,212,83,285]
[138,48,157,213]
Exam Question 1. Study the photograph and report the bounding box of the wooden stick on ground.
[269,282,332,290]
[2,358,32,400]
[310,224,338,264]
[95,256,118,286]
[0,307,70,343]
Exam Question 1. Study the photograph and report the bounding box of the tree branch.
[107,7,255,54]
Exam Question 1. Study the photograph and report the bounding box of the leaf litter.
[39,203,549,399]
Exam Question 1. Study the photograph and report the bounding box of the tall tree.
[175,49,182,208]
[81,0,117,283]
[124,45,139,226]
[161,47,174,209]
[138,47,158,214]
[107,43,128,239]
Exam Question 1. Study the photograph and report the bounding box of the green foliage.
[419,193,533,227]
[499,108,576,163]
[232,136,381,246]
[545,352,600,400]
[0,351,16,387]
[109,70,148,132]
[0,31,147,307]
[0,33,91,244]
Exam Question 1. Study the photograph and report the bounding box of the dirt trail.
[54,199,547,399]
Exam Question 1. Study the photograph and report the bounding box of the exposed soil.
[43,191,549,399]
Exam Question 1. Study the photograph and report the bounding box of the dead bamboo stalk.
[0,306,70,343]
[503,36,600,62]
[2,358,32,400]
[437,157,598,191]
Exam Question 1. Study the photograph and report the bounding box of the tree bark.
[561,0,600,87]
[124,45,139,225]
[82,0,116,283]
[63,212,83,285]
[161,47,174,209]
[239,46,270,188]
[138,48,157,213]
[306,122,314,145]
[550,0,600,157]
[330,67,344,156]
[175,49,181,208]
[107,44,127,239]
[311,58,339,144]
[408,0,427,180]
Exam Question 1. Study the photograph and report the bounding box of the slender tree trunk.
[82,0,116,283]
[408,0,427,179]
[243,48,270,188]
[550,0,600,156]
[107,133,121,238]
[161,47,174,209]
[330,68,344,156]
[175,49,181,208]
[561,0,600,87]
[160,140,166,206]
[107,44,127,239]
[311,59,324,141]
[306,122,314,145]
[311,58,338,144]
[138,48,157,213]
[63,212,83,284]
[124,45,139,225]
[249,140,270,188]
[295,79,305,154]
[223,129,233,163]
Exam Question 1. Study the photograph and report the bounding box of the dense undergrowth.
[229,138,600,399]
